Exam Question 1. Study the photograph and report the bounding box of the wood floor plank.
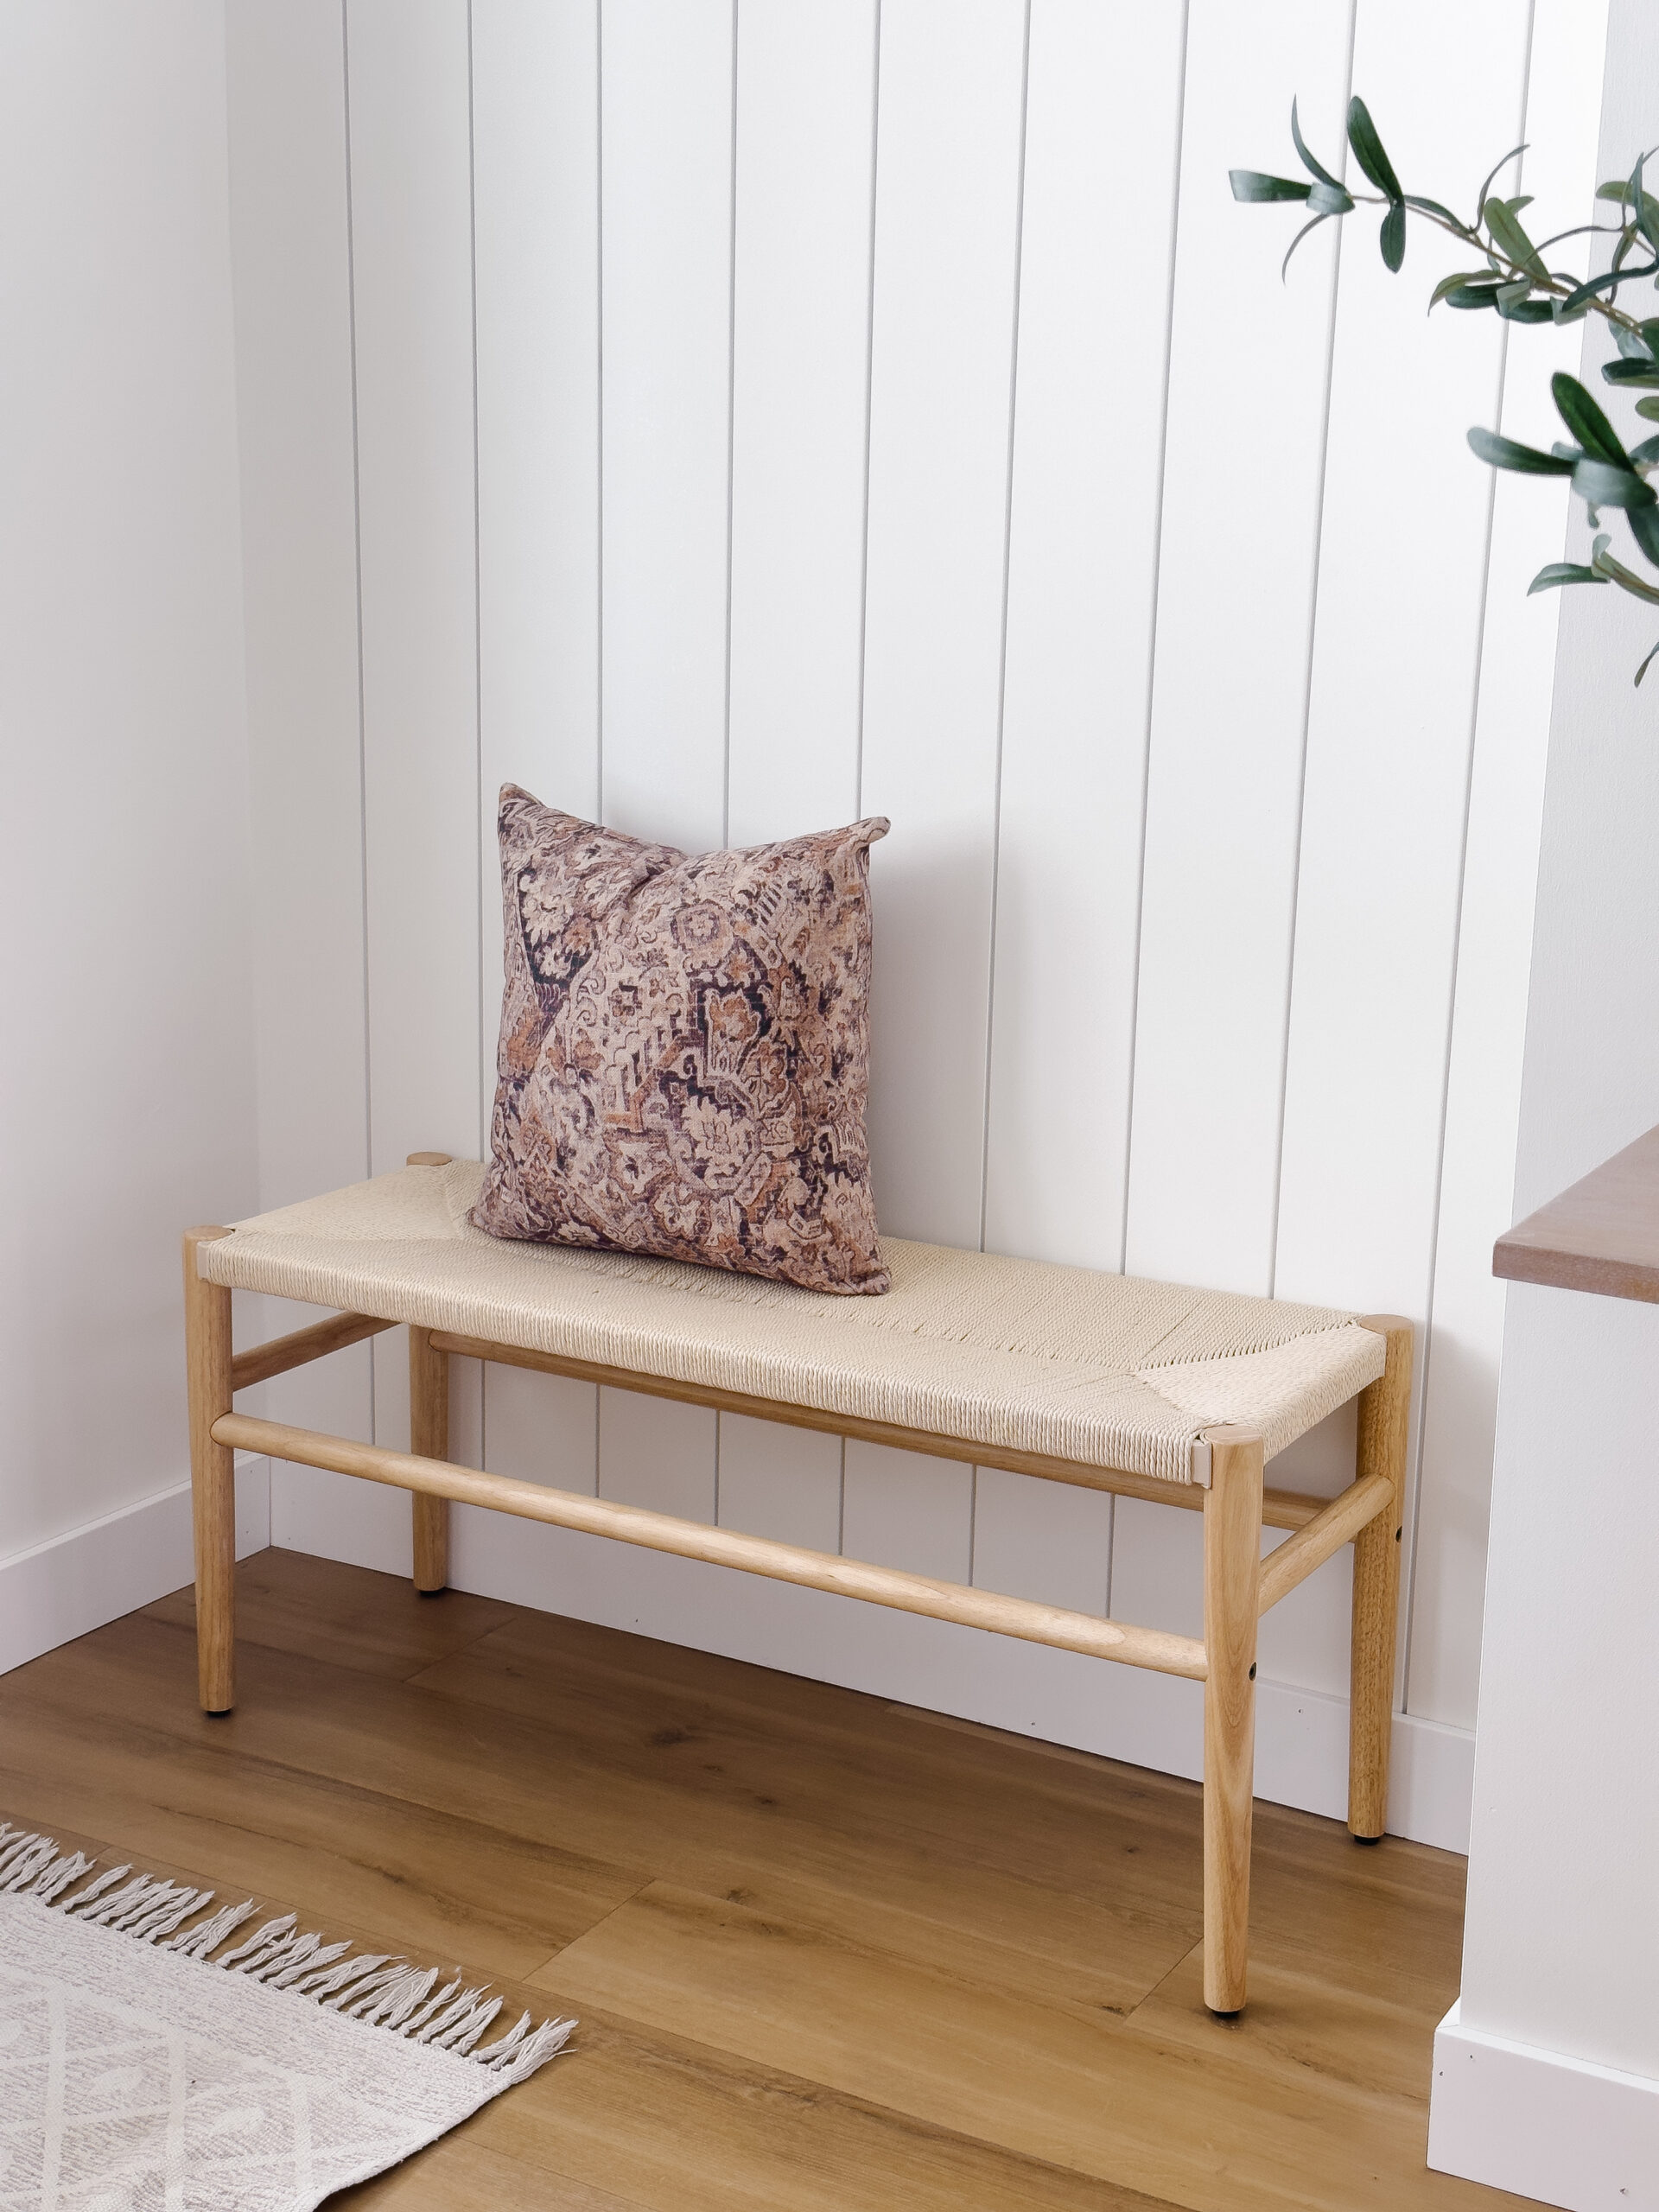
[7,1614,1201,2019]
[441,2004,1178,2212]
[0,1699,642,1980]
[532,1884,1528,2212]
[143,1549,519,1680]
[333,2139,646,2210]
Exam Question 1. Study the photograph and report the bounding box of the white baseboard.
[0,1459,271,1677]
[266,1473,1473,1852]
[1428,1999,1659,2209]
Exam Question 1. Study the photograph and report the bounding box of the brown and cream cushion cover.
[473,785,892,1294]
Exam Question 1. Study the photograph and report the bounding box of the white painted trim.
[1428,1999,1659,2209]
[0,1459,270,1677]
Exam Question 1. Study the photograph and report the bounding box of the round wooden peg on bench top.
[406,1152,454,1167]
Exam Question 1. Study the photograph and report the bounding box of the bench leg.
[410,1325,450,1593]
[1202,1426,1262,2015]
[1349,1316,1413,1840]
[183,1228,236,1714]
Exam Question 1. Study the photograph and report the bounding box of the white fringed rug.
[0,1821,575,2209]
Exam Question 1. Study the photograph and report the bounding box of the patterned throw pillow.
[474,785,892,1295]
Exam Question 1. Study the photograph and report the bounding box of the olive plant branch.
[1235,96,1659,683]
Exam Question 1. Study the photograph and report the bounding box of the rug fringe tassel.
[0,1822,575,2076]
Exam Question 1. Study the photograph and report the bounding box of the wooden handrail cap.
[406,1152,454,1167]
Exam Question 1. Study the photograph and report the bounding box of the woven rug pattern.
[0,1821,573,2210]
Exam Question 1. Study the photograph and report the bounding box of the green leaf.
[1404,194,1463,225]
[1638,317,1659,353]
[1307,179,1354,215]
[1497,297,1554,322]
[1630,435,1659,466]
[1446,282,1503,310]
[1281,211,1332,280]
[1633,637,1659,685]
[1528,563,1608,593]
[1466,426,1575,474]
[1430,270,1495,309]
[1553,260,1659,317]
[1591,543,1659,602]
[1289,98,1344,191]
[1627,500,1659,564]
[1613,321,1656,359]
[1495,277,1531,307]
[1347,97,1403,202]
[1474,143,1529,217]
[1637,395,1659,421]
[1484,195,1550,281]
[1231,170,1313,203]
[1603,358,1659,387]
[1598,178,1633,202]
[1554,372,1633,467]
[1380,200,1406,271]
[1634,152,1659,252]
[1573,455,1656,509]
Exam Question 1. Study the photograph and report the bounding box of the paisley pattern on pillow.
[474,786,891,1294]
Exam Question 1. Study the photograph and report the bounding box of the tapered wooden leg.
[409,1324,450,1592]
[1202,1425,1263,2015]
[1349,1316,1413,1840]
[183,1228,236,1713]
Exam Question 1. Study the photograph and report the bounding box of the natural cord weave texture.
[200,1162,1384,1484]
[0,1820,573,2210]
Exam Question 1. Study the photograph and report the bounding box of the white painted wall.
[1430,9,1659,2192]
[221,0,1605,1840]
[0,9,257,1592]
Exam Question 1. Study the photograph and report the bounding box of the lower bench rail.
[212,1411,1209,1683]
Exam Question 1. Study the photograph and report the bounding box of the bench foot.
[183,1228,237,1715]
[1348,1317,1413,1840]
[1202,1427,1262,2016]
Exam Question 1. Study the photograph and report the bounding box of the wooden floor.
[0,1548,1526,2211]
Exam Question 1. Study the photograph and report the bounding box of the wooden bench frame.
[181,1210,1411,2018]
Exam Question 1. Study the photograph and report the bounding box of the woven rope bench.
[183,1154,1411,2016]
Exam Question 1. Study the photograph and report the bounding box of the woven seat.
[199,1159,1383,1485]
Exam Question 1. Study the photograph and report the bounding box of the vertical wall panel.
[1272,0,1531,1716]
[970,0,1184,1623]
[1110,0,1353,1679]
[350,0,482,1521]
[717,1416,842,1554]
[1406,0,1611,1728]
[983,0,1185,1274]
[473,0,604,1510]
[718,0,878,1553]
[226,0,378,1558]
[1125,0,1352,1295]
[600,0,734,853]
[595,0,734,1515]
[726,0,875,846]
[972,1469,1109,1618]
[859,0,1027,1253]
[842,1446,972,1586]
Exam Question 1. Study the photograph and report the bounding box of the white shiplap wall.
[225,0,1605,1843]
